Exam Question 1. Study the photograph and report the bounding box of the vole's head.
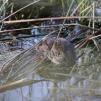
[35,37,56,54]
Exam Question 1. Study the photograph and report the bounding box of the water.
[0,37,101,101]
[1,80,101,101]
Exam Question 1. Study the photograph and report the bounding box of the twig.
[0,23,100,34]
[2,16,101,24]
[0,78,48,93]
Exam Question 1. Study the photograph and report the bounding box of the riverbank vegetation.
[0,0,101,101]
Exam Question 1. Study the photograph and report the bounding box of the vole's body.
[36,37,76,66]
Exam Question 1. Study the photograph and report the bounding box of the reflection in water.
[1,80,101,101]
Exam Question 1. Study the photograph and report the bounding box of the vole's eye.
[58,52,61,56]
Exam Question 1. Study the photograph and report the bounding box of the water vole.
[36,37,76,66]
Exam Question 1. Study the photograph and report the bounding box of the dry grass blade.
[1,0,40,21]
[0,47,39,82]
[0,78,48,93]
